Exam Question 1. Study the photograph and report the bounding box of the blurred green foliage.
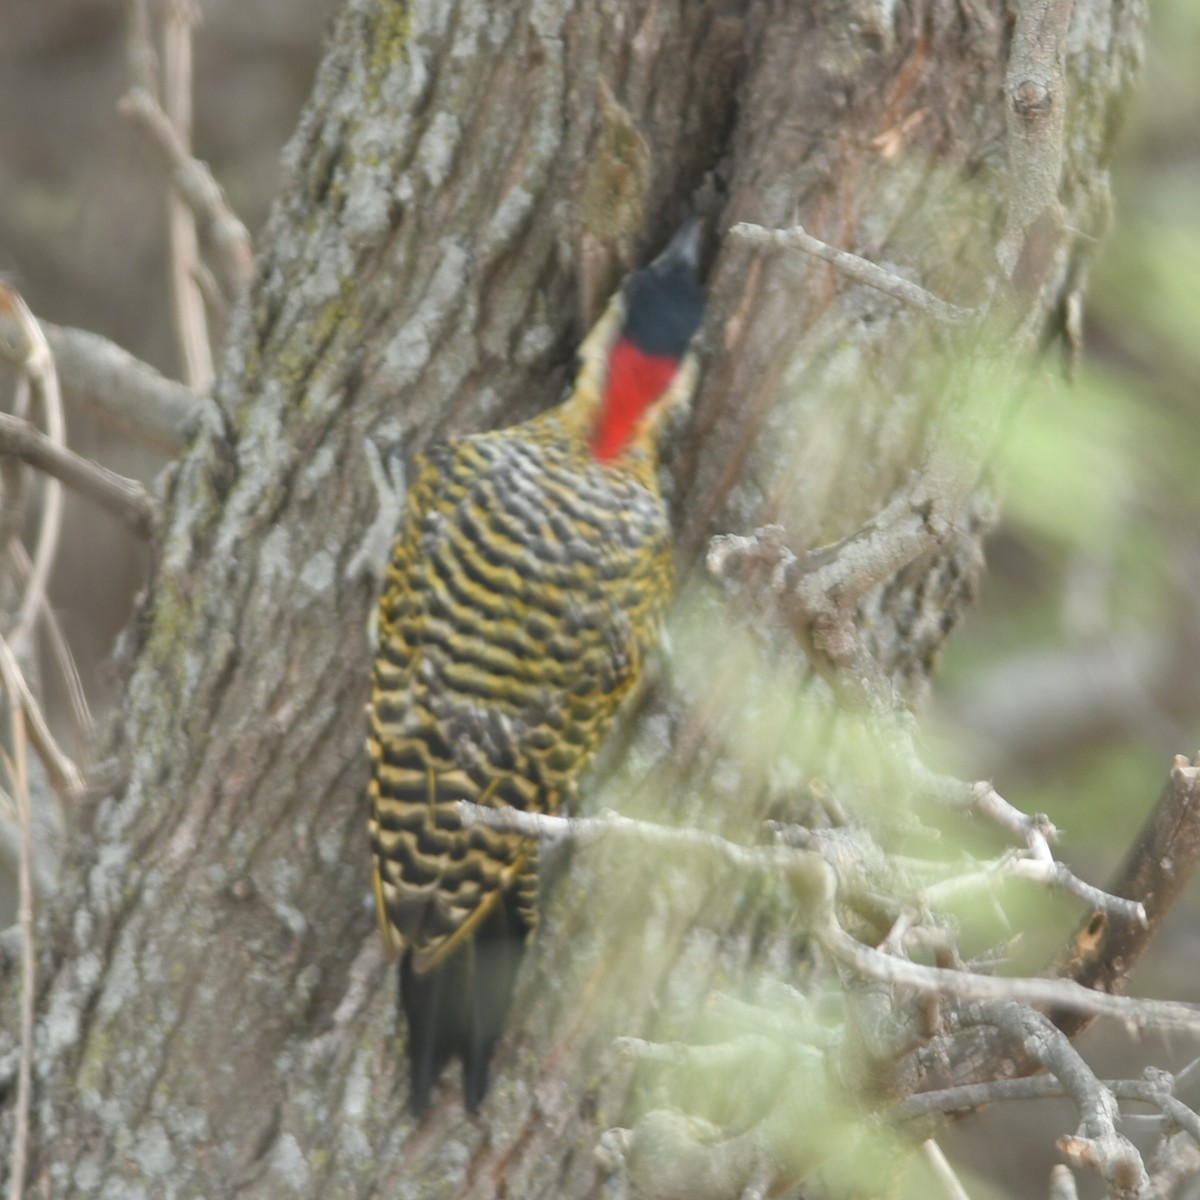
[937,0,1200,844]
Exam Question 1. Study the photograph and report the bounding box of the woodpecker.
[367,220,705,1114]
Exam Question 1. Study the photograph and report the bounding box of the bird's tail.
[399,897,528,1114]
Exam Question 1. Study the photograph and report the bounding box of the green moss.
[144,576,194,665]
[77,1027,112,1093]
[577,81,651,260]
[267,278,361,409]
[364,1,412,107]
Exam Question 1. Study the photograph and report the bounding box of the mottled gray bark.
[0,0,1143,1196]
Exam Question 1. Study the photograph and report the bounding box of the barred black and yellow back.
[367,223,704,1113]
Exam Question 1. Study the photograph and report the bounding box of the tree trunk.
[0,0,1143,1195]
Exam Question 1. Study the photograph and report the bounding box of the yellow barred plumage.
[368,234,702,1114]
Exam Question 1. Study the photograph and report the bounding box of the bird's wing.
[367,434,669,966]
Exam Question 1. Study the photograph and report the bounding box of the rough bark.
[0,0,1144,1196]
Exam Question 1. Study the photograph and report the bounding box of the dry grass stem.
[0,284,65,657]
[0,639,34,1200]
[9,541,93,759]
[922,1139,972,1200]
[162,0,213,392]
[0,637,85,801]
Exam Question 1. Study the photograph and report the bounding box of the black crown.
[622,219,706,358]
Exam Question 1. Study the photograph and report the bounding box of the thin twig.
[454,801,1200,1034]
[922,1139,972,1200]
[963,1003,1147,1195]
[925,854,1147,928]
[119,0,252,309]
[0,283,65,656]
[0,373,30,573]
[161,0,213,391]
[124,0,157,94]
[706,529,1074,871]
[453,801,821,876]
[6,291,65,657]
[0,313,201,452]
[706,501,978,707]
[191,258,228,342]
[924,774,1057,865]
[0,636,85,800]
[913,759,1200,1104]
[0,638,34,1200]
[0,411,154,538]
[730,221,975,325]
[9,540,93,760]
[820,913,1200,1034]
[1115,1072,1200,1148]
[120,86,255,305]
[896,1073,1200,1148]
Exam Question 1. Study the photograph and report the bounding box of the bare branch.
[455,801,1200,1035]
[899,745,1064,865]
[454,801,829,882]
[0,412,154,539]
[896,1072,1068,1119]
[894,1072,1200,1147]
[685,583,1109,915]
[0,639,34,1200]
[0,314,202,453]
[48,321,199,450]
[730,221,975,326]
[996,0,1075,282]
[14,380,63,658]
[1116,1070,1200,1148]
[962,1003,1147,1196]
[1048,754,1200,1039]
[818,912,1200,1035]
[118,88,254,305]
[0,284,65,657]
[925,853,1147,929]
[706,496,983,705]
[899,756,1200,1103]
[191,258,228,344]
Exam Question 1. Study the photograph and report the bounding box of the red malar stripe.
[591,337,680,461]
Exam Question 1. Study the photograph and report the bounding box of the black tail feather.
[400,900,528,1114]
[399,949,453,1116]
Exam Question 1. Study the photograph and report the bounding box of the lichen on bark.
[0,0,1148,1196]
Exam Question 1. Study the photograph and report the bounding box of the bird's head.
[589,218,706,462]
